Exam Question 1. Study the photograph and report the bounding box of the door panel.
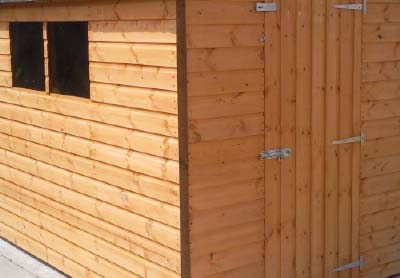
[263,1,362,277]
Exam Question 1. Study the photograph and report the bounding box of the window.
[10,22,45,91]
[48,22,89,98]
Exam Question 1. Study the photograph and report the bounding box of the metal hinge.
[256,2,278,12]
[332,133,365,145]
[333,257,364,272]
[260,148,291,160]
[334,0,367,14]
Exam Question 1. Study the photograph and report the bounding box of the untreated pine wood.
[0,102,179,160]
[186,24,264,49]
[90,83,178,114]
[0,162,181,251]
[0,221,102,278]
[0,178,181,273]
[0,87,178,137]
[0,193,179,278]
[0,0,177,22]
[90,62,178,92]
[0,132,180,185]
[89,42,177,68]
[89,20,177,43]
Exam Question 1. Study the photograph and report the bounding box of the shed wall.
[360,1,400,277]
[185,1,266,277]
[0,1,180,277]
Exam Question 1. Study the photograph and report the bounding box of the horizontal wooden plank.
[190,220,264,257]
[361,260,400,278]
[188,113,264,143]
[88,20,176,43]
[360,206,400,235]
[0,71,11,87]
[360,189,400,216]
[361,224,400,252]
[361,172,400,196]
[0,22,9,38]
[0,139,180,224]
[363,3,400,23]
[91,83,177,114]
[204,262,265,278]
[362,61,400,82]
[362,99,400,120]
[0,206,138,278]
[362,43,400,63]
[189,178,264,211]
[191,200,264,235]
[90,62,177,91]
[187,24,264,48]
[187,70,264,96]
[188,91,264,120]
[0,221,102,278]
[363,23,400,42]
[191,241,264,278]
[0,87,178,137]
[186,0,263,25]
[0,167,180,250]
[362,136,400,159]
[187,47,264,72]
[363,117,400,140]
[89,42,177,67]
[0,38,10,54]
[188,135,263,165]
[0,116,179,169]
[0,0,176,21]
[0,179,180,272]
[364,241,400,270]
[0,193,178,277]
[189,159,264,188]
[0,55,11,71]
[361,80,400,101]
[0,132,179,187]
[0,102,179,160]
[361,154,400,178]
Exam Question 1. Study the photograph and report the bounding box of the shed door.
[262,1,363,277]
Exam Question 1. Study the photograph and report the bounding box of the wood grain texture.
[0,1,180,277]
[360,2,400,276]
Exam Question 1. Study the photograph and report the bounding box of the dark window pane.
[10,22,45,91]
[48,22,89,98]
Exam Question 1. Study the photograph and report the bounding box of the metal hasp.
[256,2,278,12]
[260,148,291,160]
[332,133,365,145]
[333,257,364,272]
[334,0,367,14]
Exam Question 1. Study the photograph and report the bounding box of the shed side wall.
[185,1,266,277]
[0,1,180,277]
[360,1,400,277]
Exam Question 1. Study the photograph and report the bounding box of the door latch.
[260,148,291,160]
[256,2,278,12]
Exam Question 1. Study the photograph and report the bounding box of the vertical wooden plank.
[351,7,362,278]
[264,0,281,276]
[325,0,340,277]
[280,0,297,276]
[338,8,354,278]
[311,0,326,277]
[296,0,312,277]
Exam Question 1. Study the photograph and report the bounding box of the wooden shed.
[0,0,399,277]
